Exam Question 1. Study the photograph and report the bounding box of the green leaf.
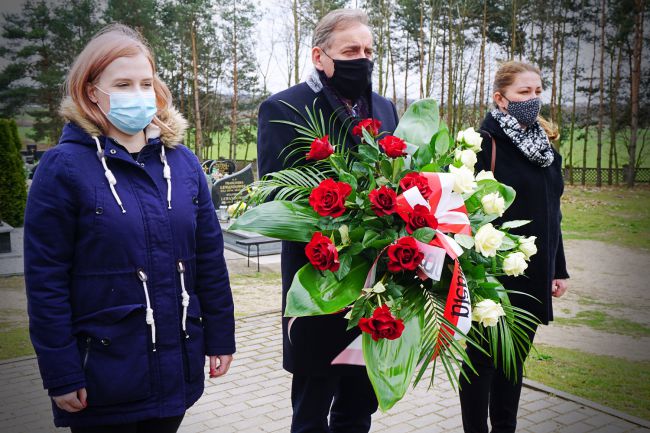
[358,144,380,162]
[339,171,358,190]
[500,220,532,230]
[497,236,517,251]
[333,253,353,281]
[362,230,381,248]
[380,159,393,179]
[362,127,378,148]
[364,311,423,411]
[347,297,369,330]
[432,127,450,157]
[414,139,434,168]
[230,201,318,242]
[454,233,474,249]
[412,227,436,243]
[284,256,371,316]
[393,99,440,148]
[419,162,441,172]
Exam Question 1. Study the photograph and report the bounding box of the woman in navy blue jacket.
[24,24,235,432]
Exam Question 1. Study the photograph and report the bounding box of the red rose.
[353,118,382,137]
[406,204,439,234]
[359,304,405,341]
[378,135,407,158]
[399,172,432,199]
[306,135,333,160]
[387,236,424,272]
[309,178,353,217]
[368,186,397,217]
[305,232,340,272]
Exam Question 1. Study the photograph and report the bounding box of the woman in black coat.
[459,61,569,433]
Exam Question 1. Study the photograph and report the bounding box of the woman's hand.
[52,388,87,413]
[209,355,233,378]
[552,279,568,298]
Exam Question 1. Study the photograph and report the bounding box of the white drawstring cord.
[137,269,156,352]
[177,261,190,339]
[93,136,126,213]
[160,146,172,209]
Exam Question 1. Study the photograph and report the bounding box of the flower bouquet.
[231,99,538,410]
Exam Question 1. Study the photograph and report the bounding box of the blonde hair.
[312,9,369,50]
[62,23,173,135]
[493,61,559,141]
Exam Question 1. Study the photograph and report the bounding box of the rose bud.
[306,135,334,161]
[387,236,424,272]
[359,304,405,341]
[368,186,397,217]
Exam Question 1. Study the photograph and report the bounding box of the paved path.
[1,312,648,433]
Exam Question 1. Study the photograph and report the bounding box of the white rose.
[473,223,505,257]
[472,299,505,327]
[518,236,537,260]
[461,127,483,152]
[475,170,496,181]
[481,192,505,216]
[502,251,528,276]
[456,129,465,144]
[227,201,247,217]
[449,164,477,194]
[454,148,478,169]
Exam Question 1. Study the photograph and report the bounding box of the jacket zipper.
[82,337,91,369]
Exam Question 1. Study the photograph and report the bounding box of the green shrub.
[0,119,27,227]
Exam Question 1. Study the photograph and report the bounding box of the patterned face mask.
[503,96,541,127]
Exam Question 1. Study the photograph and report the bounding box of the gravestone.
[211,163,254,210]
[212,159,236,175]
[0,221,13,254]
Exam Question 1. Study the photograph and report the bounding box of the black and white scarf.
[491,109,555,167]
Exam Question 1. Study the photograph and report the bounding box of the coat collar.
[58,96,188,148]
[307,68,374,147]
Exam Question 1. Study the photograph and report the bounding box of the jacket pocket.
[183,307,206,382]
[74,304,152,407]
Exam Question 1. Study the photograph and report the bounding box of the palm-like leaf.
[244,165,332,206]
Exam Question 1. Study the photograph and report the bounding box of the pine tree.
[0,119,27,227]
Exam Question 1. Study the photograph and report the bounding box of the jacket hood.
[59,96,188,148]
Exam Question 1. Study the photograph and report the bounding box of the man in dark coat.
[256,8,399,433]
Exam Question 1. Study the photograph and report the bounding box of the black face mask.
[322,52,373,101]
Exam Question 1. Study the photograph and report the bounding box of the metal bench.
[235,236,281,271]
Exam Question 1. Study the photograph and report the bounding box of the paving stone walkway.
[1,312,648,433]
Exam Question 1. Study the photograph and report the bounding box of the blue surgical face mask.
[95,87,157,135]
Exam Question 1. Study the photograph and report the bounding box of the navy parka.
[24,99,236,427]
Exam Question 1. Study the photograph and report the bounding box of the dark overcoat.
[257,72,399,376]
[24,99,236,427]
[477,112,569,325]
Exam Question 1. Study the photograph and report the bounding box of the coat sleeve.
[554,215,570,279]
[257,98,297,177]
[24,149,86,395]
[191,154,236,355]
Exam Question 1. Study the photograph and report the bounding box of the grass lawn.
[561,185,650,250]
[558,127,650,168]
[554,310,650,338]
[0,326,32,360]
[526,345,650,421]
